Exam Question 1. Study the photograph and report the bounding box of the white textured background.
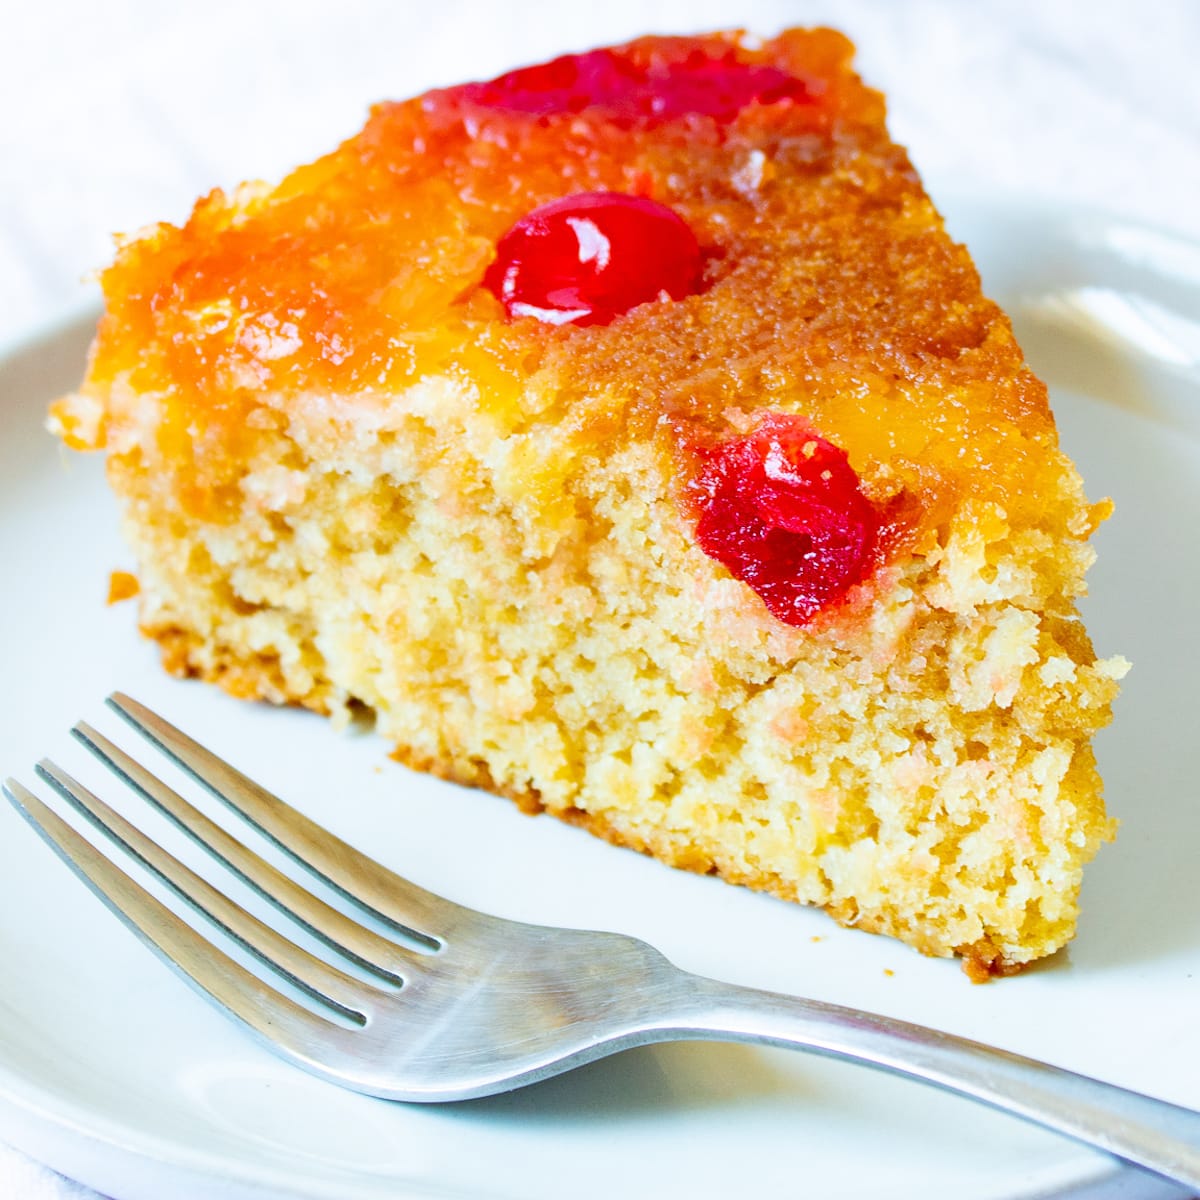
[1,1,1197,1196]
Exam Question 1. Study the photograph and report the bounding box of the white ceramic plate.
[1,198,1198,1200]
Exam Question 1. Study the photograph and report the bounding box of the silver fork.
[5,694,1200,1191]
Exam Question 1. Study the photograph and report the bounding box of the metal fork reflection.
[5,693,1200,1190]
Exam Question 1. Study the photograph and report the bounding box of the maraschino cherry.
[484,192,702,326]
[694,415,881,625]
[455,46,815,124]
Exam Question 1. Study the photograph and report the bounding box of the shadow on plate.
[451,1040,804,1124]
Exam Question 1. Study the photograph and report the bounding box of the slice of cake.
[51,28,1126,978]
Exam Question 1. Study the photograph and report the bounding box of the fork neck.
[656,972,1200,1192]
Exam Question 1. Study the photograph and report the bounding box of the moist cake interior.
[52,28,1126,978]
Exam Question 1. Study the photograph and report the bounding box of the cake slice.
[52,28,1126,978]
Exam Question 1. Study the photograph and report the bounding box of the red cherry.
[694,416,881,625]
[453,47,814,125]
[484,192,702,326]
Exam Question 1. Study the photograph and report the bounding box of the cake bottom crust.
[147,618,1029,981]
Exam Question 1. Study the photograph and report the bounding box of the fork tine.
[73,720,417,979]
[107,693,454,946]
[3,776,354,1056]
[32,760,385,1023]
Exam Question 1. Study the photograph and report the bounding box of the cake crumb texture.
[55,28,1125,975]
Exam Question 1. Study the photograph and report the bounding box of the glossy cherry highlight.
[484,192,702,327]
[695,416,881,625]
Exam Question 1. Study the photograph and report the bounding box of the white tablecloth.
[2,1,1197,1196]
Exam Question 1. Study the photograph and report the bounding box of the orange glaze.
[82,27,1062,544]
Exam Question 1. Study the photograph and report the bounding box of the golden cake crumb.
[56,28,1124,976]
[106,570,140,605]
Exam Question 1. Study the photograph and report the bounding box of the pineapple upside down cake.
[52,28,1127,979]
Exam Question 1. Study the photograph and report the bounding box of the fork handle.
[678,974,1200,1190]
